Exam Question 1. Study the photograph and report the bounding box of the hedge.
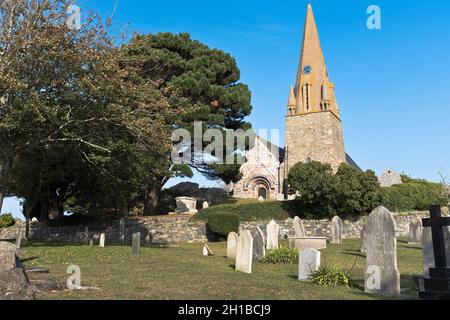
[0,213,15,228]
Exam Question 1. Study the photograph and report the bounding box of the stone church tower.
[284,4,346,174]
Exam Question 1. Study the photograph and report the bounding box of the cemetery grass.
[21,239,422,300]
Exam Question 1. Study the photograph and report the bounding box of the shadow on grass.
[20,256,39,263]
[22,241,172,249]
[342,250,365,258]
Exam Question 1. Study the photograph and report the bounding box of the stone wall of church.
[233,137,282,200]
[285,110,346,172]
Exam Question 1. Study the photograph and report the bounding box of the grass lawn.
[20,238,423,300]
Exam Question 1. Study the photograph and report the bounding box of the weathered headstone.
[15,228,23,249]
[227,232,238,260]
[132,232,141,255]
[364,206,400,296]
[84,226,89,245]
[419,206,450,299]
[408,217,423,244]
[423,226,450,277]
[258,196,264,203]
[360,223,368,253]
[202,201,209,209]
[252,227,266,261]
[298,248,321,281]
[266,220,279,250]
[119,218,125,244]
[99,233,106,248]
[293,216,306,237]
[175,197,198,214]
[202,245,209,256]
[235,231,253,274]
[330,216,343,244]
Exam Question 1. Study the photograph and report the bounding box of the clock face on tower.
[302,65,312,75]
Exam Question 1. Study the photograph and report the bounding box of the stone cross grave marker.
[330,216,343,244]
[119,218,125,244]
[235,231,253,274]
[365,206,400,296]
[293,216,306,237]
[266,220,279,250]
[227,232,238,260]
[298,248,321,281]
[99,233,106,248]
[252,227,266,261]
[419,205,450,300]
[132,232,141,255]
[408,217,423,244]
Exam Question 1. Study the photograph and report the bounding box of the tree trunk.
[0,145,13,213]
[144,185,160,216]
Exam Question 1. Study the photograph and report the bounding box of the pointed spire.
[293,4,338,115]
[287,85,296,107]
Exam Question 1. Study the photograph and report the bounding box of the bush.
[205,212,240,238]
[381,181,447,212]
[288,162,382,219]
[264,247,299,264]
[311,265,353,287]
[0,213,15,228]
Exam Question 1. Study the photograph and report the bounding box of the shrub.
[205,212,239,238]
[264,247,299,264]
[311,265,353,287]
[0,213,15,228]
[381,181,447,212]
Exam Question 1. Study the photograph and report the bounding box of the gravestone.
[235,231,253,274]
[132,232,141,255]
[202,201,209,209]
[293,216,306,237]
[227,232,238,260]
[423,226,450,277]
[84,226,89,245]
[175,197,198,214]
[119,218,125,244]
[266,220,279,250]
[408,217,423,244]
[298,248,321,281]
[15,228,23,249]
[330,216,343,244]
[419,206,450,300]
[99,233,106,248]
[202,245,209,256]
[364,206,400,296]
[360,223,368,253]
[258,196,264,203]
[252,227,266,261]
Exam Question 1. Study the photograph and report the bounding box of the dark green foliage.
[311,265,353,287]
[0,213,14,228]
[288,162,381,218]
[381,181,447,212]
[264,247,299,264]
[288,161,337,217]
[335,164,382,217]
[205,212,240,238]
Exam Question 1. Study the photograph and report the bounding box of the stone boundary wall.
[239,211,440,240]
[0,215,207,245]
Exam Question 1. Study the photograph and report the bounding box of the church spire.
[292,4,339,117]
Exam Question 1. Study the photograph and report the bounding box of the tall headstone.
[408,217,423,244]
[360,220,368,253]
[99,233,106,248]
[252,227,266,261]
[119,218,125,244]
[266,220,279,250]
[298,248,321,281]
[330,216,343,244]
[365,206,400,296]
[235,231,253,274]
[293,216,306,237]
[15,228,23,249]
[132,232,141,255]
[84,226,89,245]
[227,232,238,260]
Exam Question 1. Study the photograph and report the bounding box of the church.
[232,4,360,200]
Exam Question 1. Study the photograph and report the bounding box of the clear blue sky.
[4,0,450,218]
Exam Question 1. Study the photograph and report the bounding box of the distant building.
[378,168,403,187]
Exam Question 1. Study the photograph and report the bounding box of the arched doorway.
[258,187,267,199]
